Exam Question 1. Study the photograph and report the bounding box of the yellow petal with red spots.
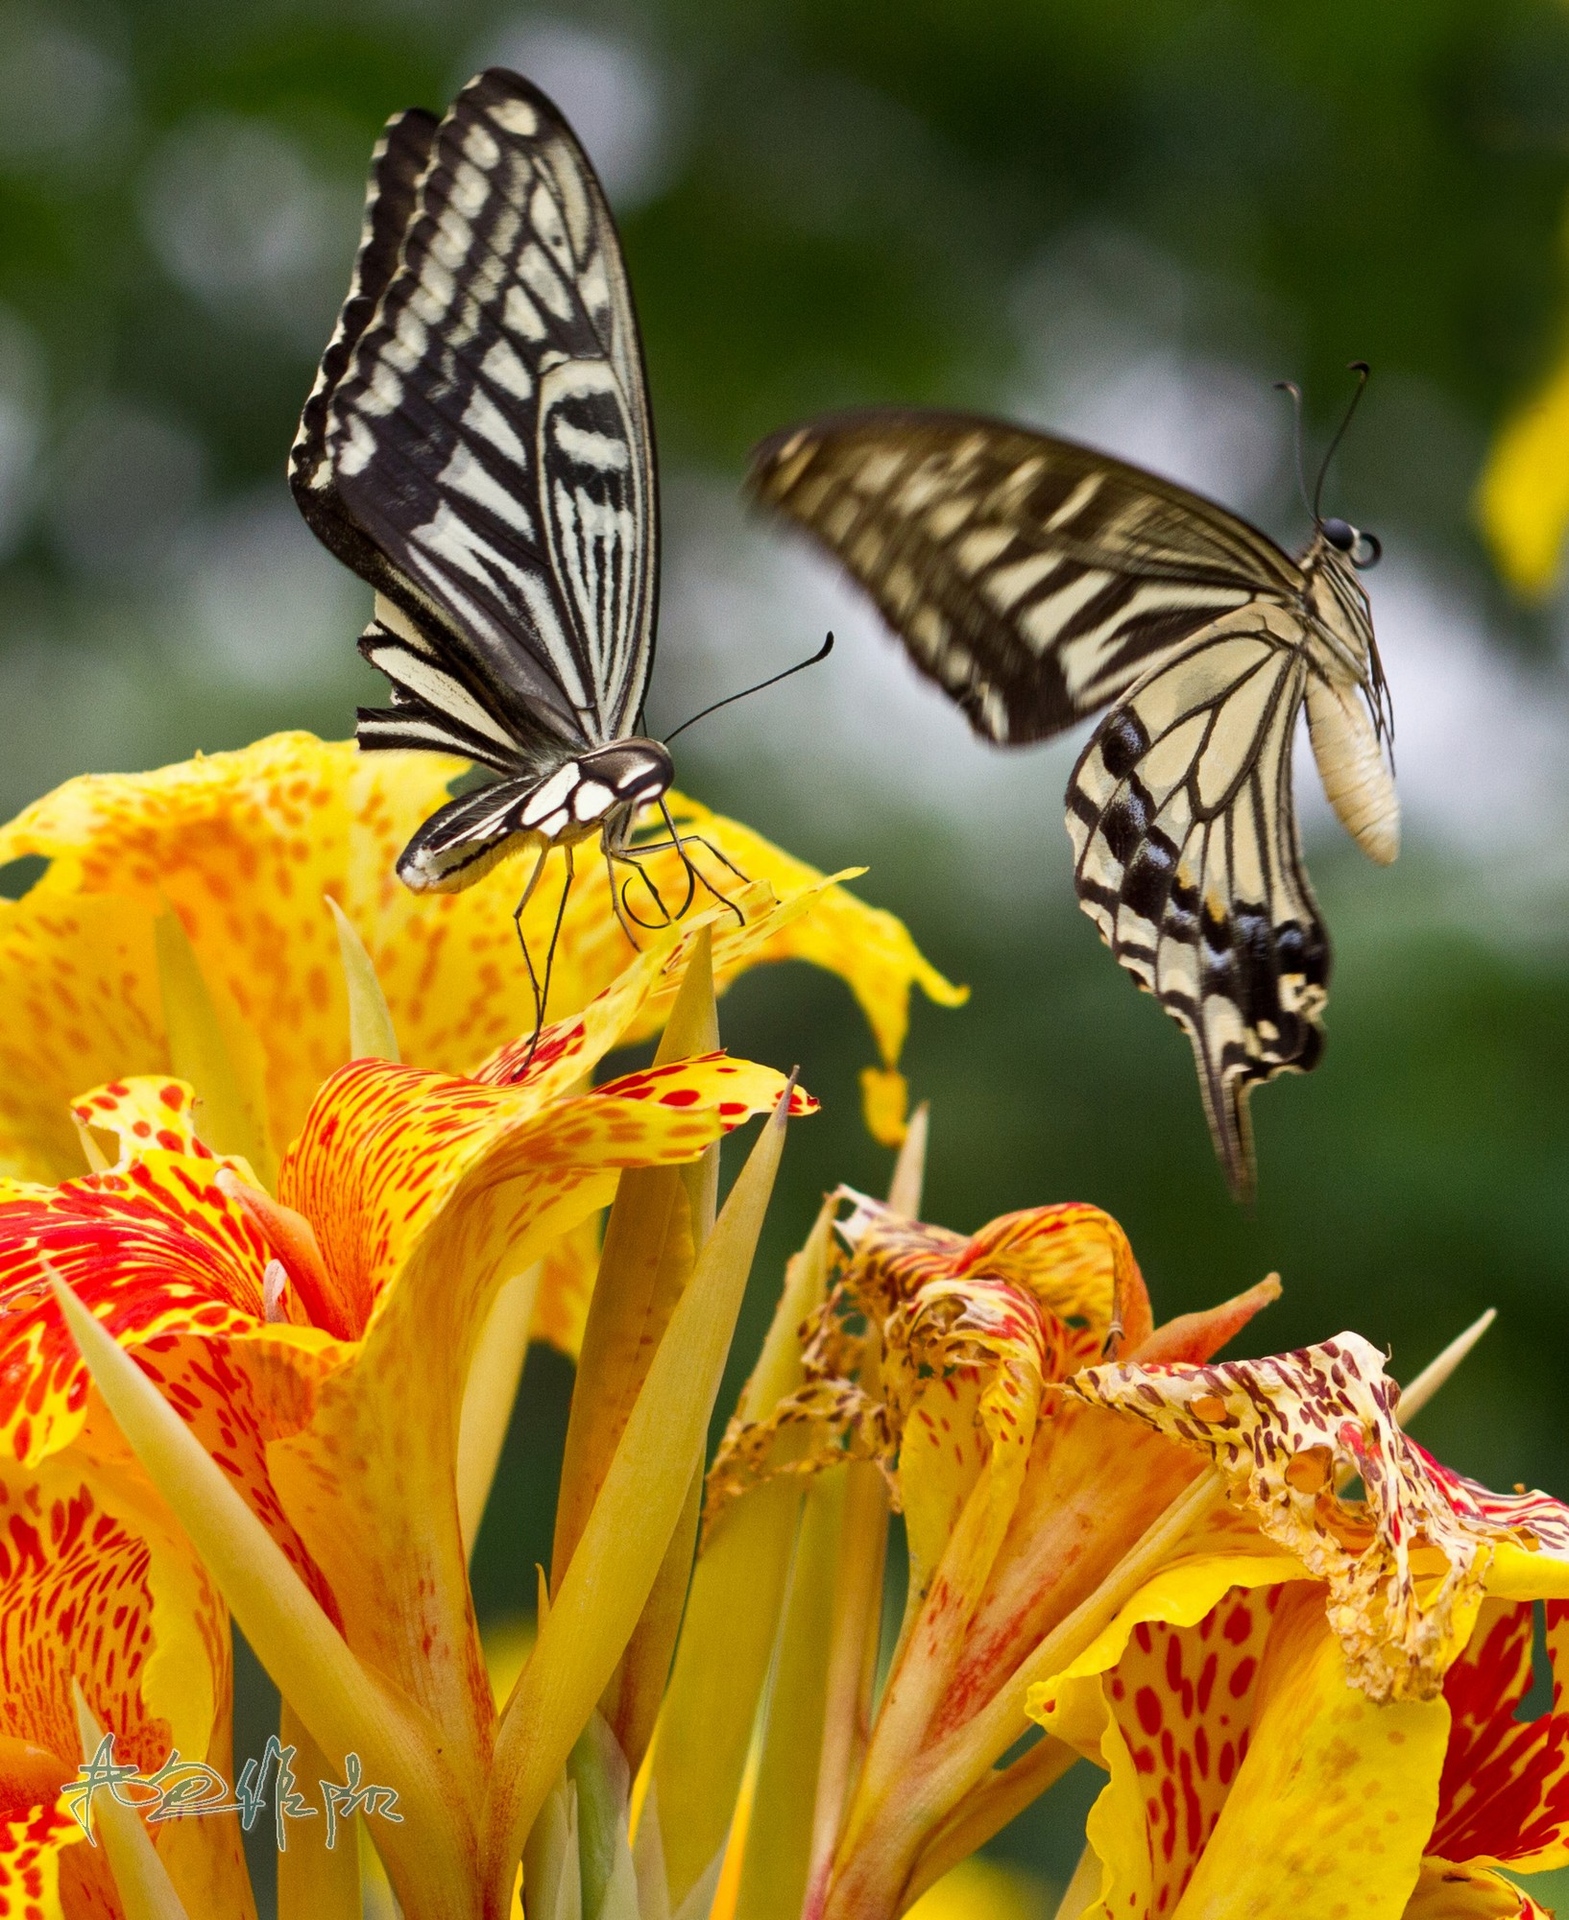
[0,1444,252,1919]
[1068,1333,1569,1702]
[265,1046,807,1779]
[70,1077,210,1167]
[285,998,811,1339]
[1032,1578,1448,1920]
[0,1798,78,1920]
[0,1149,344,1622]
[0,1152,271,1470]
[1177,1589,1447,1918]
[0,734,955,1180]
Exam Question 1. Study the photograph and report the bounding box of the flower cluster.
[0,733,1562,1920]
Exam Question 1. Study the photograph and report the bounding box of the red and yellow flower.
[0,735,964,1918]
[0,731,962,1190]
[660,1180,1281,1920]
[1026,1334,1569,1919]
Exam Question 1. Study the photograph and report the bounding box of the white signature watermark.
[66,1733,402,1851]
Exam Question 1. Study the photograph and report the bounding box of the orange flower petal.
[266,1041,806,1735]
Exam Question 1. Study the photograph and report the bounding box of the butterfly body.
[392,737,674,893]
[291,69,677,922]
[747,407,1398,1195]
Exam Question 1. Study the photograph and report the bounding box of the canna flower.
[0,731,963,1189]
[0,1435,252,1919]
[3,908,816,1919]
[656,1178,1280,1920]
[1026,1331,1569,1918]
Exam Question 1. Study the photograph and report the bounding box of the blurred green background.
[4,0,1569,1909]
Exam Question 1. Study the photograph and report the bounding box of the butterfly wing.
[746,408,1303,744]
[1067,618,1329,1198]
[291,68,659,772]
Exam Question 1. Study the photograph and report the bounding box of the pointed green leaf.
[490,1087,793,1879]
[72,1689,191,1920]
[326,895,401,1063]
[652,1199,835,1908]
[735,1467,848,1920]
[47,1273,462,1901]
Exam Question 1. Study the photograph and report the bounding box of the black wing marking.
[291,106,438,591]
[291,68,658,768]
[746,408,1303,745]
[1067,622,1329,1198]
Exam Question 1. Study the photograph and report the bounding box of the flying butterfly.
[746,383,1398,1198]
[291,68,796,1022]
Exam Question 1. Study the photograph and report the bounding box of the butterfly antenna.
[1312,361,1371,522]
[1273,379,1312,521]
[663,632,834,745]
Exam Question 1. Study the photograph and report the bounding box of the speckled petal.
[1031,1577,1448,1920]
[1068,1333,1569,1702]
[69,1078,210,1167]
[0,1445,252,1919]
[265,1036,808,1766]
[0,1152,341,1616]
[0,735,956,1179]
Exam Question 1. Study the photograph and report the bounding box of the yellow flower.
[13,914,810,1918]
[1027,1333,1569,1919]
[656,1180,1280,1920]
[0,732,963,1189]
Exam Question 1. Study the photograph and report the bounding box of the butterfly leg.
[516,844,576,1073]
[604,844,646,952]
[623,803,748,927]
[611,847,680,932]
[512,842,570,1071]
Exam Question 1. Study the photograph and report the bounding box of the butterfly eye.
[1320,517,1355,551]
[1349,529,1381,569]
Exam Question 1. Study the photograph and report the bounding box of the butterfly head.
[1319,516,1381,570]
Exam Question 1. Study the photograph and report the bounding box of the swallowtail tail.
[747,403,1398,1198]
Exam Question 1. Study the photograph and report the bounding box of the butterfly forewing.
[291,68,658,776]
[747,410,1304,745]
[291,106,439,594]
[1068,619,1328,1194]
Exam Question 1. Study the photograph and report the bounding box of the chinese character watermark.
[65,1733,401,1849]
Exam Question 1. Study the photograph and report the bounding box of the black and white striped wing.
[746,409,1303,745]
[291,67,658,772]
[1068,621,1329,1198]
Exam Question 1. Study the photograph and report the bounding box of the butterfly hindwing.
[290,68,659,773]
[747,409,1303,745]
[1068,618,1329,1195]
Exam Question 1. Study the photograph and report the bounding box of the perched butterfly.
[746,386,1398,1198]
[291,68,738,1011]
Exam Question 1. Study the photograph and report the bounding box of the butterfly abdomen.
[1305,670,1399,865]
